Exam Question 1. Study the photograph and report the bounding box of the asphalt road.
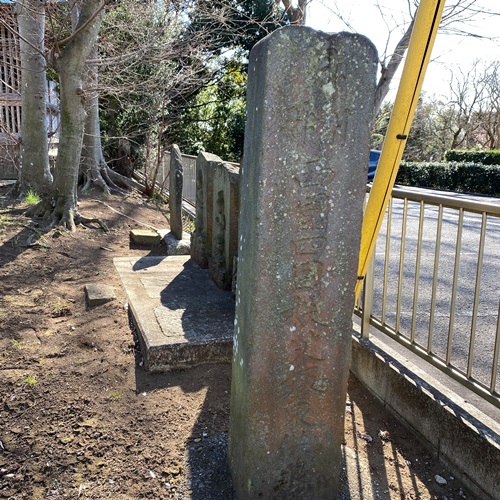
[369,191,500,394]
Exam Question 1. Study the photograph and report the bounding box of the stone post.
[209,162,240,290]
[228,26,377,499]
[191,152,221,268]
[169,144,184,240]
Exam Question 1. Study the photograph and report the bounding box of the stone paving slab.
[113,255,234,371]
[84,283,116,307]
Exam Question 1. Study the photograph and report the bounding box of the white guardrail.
[356,186,500,409]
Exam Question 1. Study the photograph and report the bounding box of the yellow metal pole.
[355,0,447,300]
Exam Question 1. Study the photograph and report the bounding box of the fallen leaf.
[357,431,373,443]
[379,430,391,441]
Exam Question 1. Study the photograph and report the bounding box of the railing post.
[361,250,375,339]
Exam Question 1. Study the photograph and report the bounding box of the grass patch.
[50,300,72,318]
[36,236,50,250]
[11,339,25,349]
[22,374,38,386]
[183,215,195,234]
[0,214,13,234]
[23,189,41,206]
[152,192,166,207]
[108,391,124,400]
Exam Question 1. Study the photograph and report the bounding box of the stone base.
[208,260,233,291]
[179,430,367,499]
[190,232,208,268]
[158,230,191,255]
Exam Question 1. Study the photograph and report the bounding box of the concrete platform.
[114,255,234,371]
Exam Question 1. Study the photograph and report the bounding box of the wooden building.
[0,0,60,179]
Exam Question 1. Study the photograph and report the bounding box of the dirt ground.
[0,185,474,499]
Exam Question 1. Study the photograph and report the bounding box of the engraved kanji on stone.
[228,26,377,499]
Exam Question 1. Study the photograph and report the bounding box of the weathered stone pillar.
[191,152,220,268]
[228,26,377,499]
[209,162,240,290]
[169,144,184,240]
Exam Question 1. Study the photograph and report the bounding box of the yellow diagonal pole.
[356,0,447,300]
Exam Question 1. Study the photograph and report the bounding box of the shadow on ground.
[134,359,235,499]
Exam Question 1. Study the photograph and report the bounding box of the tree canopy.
[4,0,499,232]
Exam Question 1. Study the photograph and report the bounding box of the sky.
[306,0,500,102]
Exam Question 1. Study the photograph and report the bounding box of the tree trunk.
[373,17,415,117]
[80,42,110,194]
[280,0,309,24]
[45,0,104,230]
[80,42,142,195]
[16,0,52,195]
[51,63,86,228]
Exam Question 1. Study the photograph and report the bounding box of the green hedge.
[395,162,500,196]
[444,150,500,165]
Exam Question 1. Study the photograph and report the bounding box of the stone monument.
[209,162,240,290]
[228,26,377,498]
[191,152,221,268]
[169,144,184,240]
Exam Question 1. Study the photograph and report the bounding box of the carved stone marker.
[191,152,220,268]
[169,144,184,240]
[209,162,240,290]
[228,26,377,498]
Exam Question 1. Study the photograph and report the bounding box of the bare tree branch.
[320,0,499,115]
[0,18,46,59]
[56,0,111,49]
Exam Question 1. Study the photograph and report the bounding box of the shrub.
[396,162,500,196]
[444,150,500,166]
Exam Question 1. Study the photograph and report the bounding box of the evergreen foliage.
[444,150,500,165]
[167,61,247,161]
[396,162,500,196]
[166,0,286,161]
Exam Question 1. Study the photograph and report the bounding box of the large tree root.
[75,212,109,232]
[25,198,56,219]
[25,199,108,233]
[80,162,128,196]
[80,156,146,196]
[106,167,147,193]
[92,199,157,231]
[80,161,163,198]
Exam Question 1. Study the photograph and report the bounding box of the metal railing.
[356,186,500,408]
[162,149,500,408]
[161,152,197,205]
[161,151,239,208]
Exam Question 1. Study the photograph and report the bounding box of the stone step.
[129,229,161,246]
[114,255,234,371]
